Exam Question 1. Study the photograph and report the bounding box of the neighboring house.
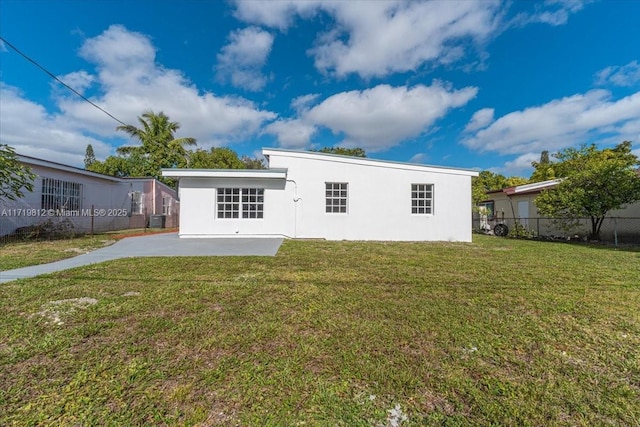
[478,179,640,242]
[0,154,179,236]
[162,148,478,242]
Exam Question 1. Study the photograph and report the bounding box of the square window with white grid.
[411,184,433,215]
[325,182,348,213]
[242,188,264,218]
[217,188,264,219]
[217,188,240,218]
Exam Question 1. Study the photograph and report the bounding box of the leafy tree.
[116,111,196,182]
[241,155,266,169]
[534,141,640,239]
[472,170,528,205]
[0,144,36,201]
[313,147,367,157]
[87,154,145,178]
[84,144,96,169]
[530,150,556,182]
[182,147,245,169]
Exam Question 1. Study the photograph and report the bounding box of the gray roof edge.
[18,154,124,182]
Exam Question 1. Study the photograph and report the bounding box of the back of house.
[163,148,478,242]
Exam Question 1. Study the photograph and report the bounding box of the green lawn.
[0,229,176,271]
[0,235,116,270]
[1,236,639,426]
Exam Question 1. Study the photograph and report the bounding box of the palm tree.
[116,111,196,180]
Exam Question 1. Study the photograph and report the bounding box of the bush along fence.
[473,216,640,245]
[0,205,178,244]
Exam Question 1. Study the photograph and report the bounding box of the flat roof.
[161,168,288,179]
[262,147,479,177]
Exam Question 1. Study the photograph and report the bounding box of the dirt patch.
[109,229,178,240]
[122,291,141,297]
[64,248,89,254]
[35,297,98,325]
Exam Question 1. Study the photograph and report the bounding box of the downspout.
[286,179,300,238]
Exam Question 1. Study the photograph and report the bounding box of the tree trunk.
[590,216,605,240]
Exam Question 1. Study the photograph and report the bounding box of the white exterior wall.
[173,150,476,242]
[268,152,474,241]
[177,177,289,237]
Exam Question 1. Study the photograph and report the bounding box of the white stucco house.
[1,154,179,237]
[162,148,478,242]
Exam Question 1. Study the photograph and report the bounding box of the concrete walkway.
[0,233,283,283]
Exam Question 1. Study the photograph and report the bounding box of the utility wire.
[0,36,130,127]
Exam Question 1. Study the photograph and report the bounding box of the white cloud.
[0,83,113,165]
[510,0,590,27]
[465,108,494,132]
[501,152,540,175]
[233,0,321,31]
[409,152,428,164]
[54,71,95,95]
[233,0,586,79]
[261,82,477,151]
[216,27,275,91]
[309,1,501,78]
[234,0,501,77]
[463,89,640,155]
[262,119,317,149]
[304,82,477,152]
[595,61,640,87]
[290,93,319,114]
[0,25,277,166]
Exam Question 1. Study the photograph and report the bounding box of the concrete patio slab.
[0,233,283,283]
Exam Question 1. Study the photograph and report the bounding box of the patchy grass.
[0,235,116,270]
[0,228,178,271]
[1,235,639,425]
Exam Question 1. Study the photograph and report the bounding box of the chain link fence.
[473,216,640,244]
[0,205,178,244]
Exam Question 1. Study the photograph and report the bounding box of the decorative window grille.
[41,178,81,211]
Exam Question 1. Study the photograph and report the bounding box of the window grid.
[411,184,433,215]
[217,188,264,219]
[325,182,348,213]
[217,188,240,218]
[41,178,82,211]
[242,188,264,219]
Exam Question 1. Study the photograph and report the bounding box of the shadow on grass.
[477,233,640,253]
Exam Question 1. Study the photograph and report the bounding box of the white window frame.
[217,188,264,219]
[325,182,348,214]
[241,188,264,219]
[41,178,82,211]
[411,183,433,215]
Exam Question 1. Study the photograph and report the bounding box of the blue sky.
[1,0,639,176]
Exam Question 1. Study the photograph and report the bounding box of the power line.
[0,36,130,127]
